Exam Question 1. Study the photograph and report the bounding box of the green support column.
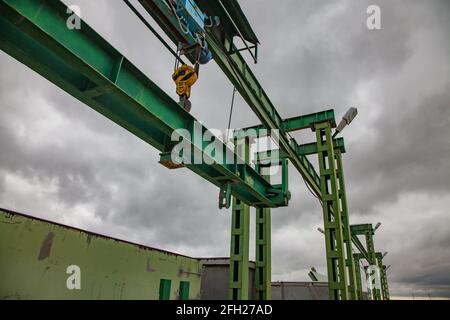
[381,266,390,300]
[376,253,390,300]
[335,150,358,299]
[365,230,382,300]
[255,163,272,300]
[229,137,251,300]
[315,122,349,300]
[353,254,364,300]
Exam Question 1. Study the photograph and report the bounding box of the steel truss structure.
[0,0,389,300]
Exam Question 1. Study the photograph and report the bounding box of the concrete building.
[0,208,328,300]
[0,208,202,300]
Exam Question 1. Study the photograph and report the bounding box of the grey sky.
[0,0,449,298]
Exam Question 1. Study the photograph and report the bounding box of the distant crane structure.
[0,0,389,300]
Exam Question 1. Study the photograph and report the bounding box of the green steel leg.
[376,255,390,300]
[379,265,387,300]
[353,255,364,300]
[315,122,349,300]
[229,137,251,300]
[255,163,272,300]
[365,232,382,300]
[335,150,358,299]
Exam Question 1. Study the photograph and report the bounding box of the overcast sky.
[0,0,449,299]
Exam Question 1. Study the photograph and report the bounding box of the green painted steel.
[255,163,273,300]
[353,254,364,300]
[381,266,390,300]
[351,233,370,262]
[351,224,374,235]
[282,110,336,132]
[315,122,348,300]
[197,1,260,46]
[245,110,336,135]
[376,253,390,300]
[206,31,323,196]
[0,209,202,300]
[296,138,345,156]
[0,0,387,302]
[0,0,287,209]
[335,150,358,299]
[365,226,382,300]
[228,137,251,300]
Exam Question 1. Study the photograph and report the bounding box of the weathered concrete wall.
[200,259,256,300]
[0,208,202,300]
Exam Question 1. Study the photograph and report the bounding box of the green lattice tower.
[255,162,272,300]
[335,150,358,299]
[353,254,364,300]
[315,122,349,300]
[365,230,382,300]
[228,136,251,300]
[381,266,390,300]
[376,253,390,300]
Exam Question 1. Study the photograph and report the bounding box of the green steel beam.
[206,31,323,196]
[0,0,290,209]
[123,4,371,300]
[229,137,251,300]
[296,138,345,156]
[243,109,336,135]
[351,234,370,262]
[353,253,365,260]
[136,0,323,198]
[381,265,390,300]
[255,163,272,300]
[254,138,344,165]
[253,120,368,299]
[351,224,377,265]
[240,110,336,137]
[282,110,336,132]
[351,224,374,236]
[315,122,348,300]
[376,252,390,300]
[254,149,288,164]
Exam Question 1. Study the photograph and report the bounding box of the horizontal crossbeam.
[242,110,336,136]
[296,138,345,156]
[254,138,345,162]
[351,224,374,236]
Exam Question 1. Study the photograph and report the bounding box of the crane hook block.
[172,64,198,112]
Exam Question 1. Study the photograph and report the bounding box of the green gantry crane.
[0,0,389,300]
